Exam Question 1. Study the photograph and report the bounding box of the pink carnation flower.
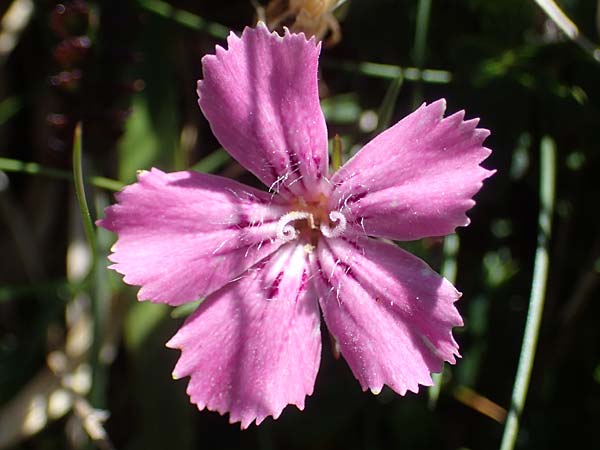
[98,24,493,428]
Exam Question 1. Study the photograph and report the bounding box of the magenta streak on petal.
[197,24,330,201]
[97,168,289,306]
[268,271,284,299]
[312,236,462,395]
[329,99,494,241]
[167,243,322,429]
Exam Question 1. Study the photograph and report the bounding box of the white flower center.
[276,209,347,242]
[276,211,313,242]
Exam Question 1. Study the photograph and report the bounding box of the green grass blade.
[72,123,98,261]
[190,148,231,173]
[171,300,203,319]
[375,75,404,135]
[533,0,600,63]
[0,279,69,303]
[323,60,451,83]
[331,135,343,171]
[137,0,229,39]
[0,157,124,191]
[428,233,460,408]
[499,136,557,450]
[0,96,23,125]
[412,0,433,106]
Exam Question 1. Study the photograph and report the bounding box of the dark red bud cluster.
[53,36,91,69]
[46,0,139,160]
[49,69,82,92]
[49,1,91,93]
[46,1,92,152]
[50,1,90,39]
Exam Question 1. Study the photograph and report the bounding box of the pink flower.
[98,24,493,428]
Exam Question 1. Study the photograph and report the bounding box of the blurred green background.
[1,0,599,449]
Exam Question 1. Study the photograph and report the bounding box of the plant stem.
[428,233,460,408]
[0,96,23,125]
[190,148,231,173]
[499,136,556,450]
[72,123,98,261]
[332,134,343,171]
[375,74,404,135]
[322,60,451,83]
[412,0,432,107]
[533,0,600,63]
[137,0,229,39]
[0,157,124,191]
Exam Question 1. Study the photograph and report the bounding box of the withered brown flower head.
[256,0,345,46]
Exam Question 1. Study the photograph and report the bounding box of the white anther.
[276,211,313,242]
[320,211,347,238]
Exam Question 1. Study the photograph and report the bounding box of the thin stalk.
[190,148,231,173]
[453,385,507,423]
[72,124,106,410]
[0,96,23,125]
[0,279,90,303]
[72,123,97,262]
[428,233,460,408]
[171,300,203,319]
[0,157,124,191]
[322,59,451,83]
[91,230,110,410]
[332,134,343,171]
[412,0,433,107]
[441,234,460,283]
[137,0,229,39]
[533,0,600,63]
[499,136,556,450]
[375,74,404,135]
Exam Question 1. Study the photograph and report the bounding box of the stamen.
[276,211,313,242]
[320,211,347,238]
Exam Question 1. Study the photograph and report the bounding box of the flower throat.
[275,195,347,244]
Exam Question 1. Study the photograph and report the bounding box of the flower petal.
[98,168,288,306]
[329,99,494,240]
[313,236,462,395]
[198,24,329,200]
[167,244,321,428]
